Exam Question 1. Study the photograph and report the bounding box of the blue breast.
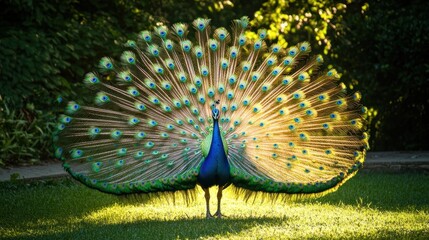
[197,119,231,188]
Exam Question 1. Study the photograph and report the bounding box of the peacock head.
[212,108,220,120]
[211,100,220,120]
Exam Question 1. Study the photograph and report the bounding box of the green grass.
[1,172,428,239]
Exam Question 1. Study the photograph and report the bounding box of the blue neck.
[209,119,226,156]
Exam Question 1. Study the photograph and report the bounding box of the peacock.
[54,16,368,218]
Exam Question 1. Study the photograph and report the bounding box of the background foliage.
[0,0,428,165]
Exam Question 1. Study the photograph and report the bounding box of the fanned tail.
[54,16,368,198]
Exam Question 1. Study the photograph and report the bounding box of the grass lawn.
[1,172,428,239]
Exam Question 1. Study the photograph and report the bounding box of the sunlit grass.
[1,172,428,239]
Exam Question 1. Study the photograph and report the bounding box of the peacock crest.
[54,16,368,217]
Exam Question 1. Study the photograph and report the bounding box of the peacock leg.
[213,186,225,218]
[203,188,212,219]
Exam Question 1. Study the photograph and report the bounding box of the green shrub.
[0,99,56,166]
[330,0,429,150]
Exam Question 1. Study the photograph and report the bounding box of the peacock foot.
[213,211,226,218]
[206,213,214,219]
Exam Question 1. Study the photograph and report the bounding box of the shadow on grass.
[5,216,429,240]
[0,177,153,223]
[306,172,429,211]
[3,216,286,240]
